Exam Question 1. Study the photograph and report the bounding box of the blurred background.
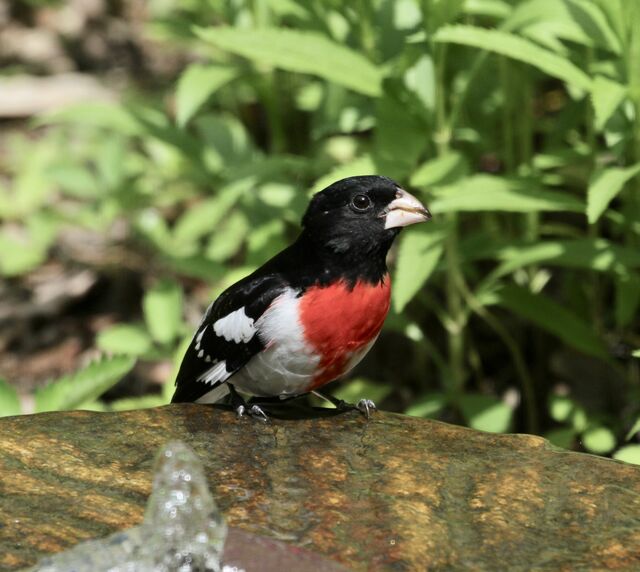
[0,0,639,461]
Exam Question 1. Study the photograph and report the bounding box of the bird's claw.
[235,403,269,422]
[355,399,377,419]
[249,404,269,422]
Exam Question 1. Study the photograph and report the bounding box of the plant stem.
[455,275,539,433]
[432,39,465,397]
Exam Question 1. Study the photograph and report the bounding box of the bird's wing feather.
[171,274,287,403]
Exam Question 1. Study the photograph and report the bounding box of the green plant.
[1,0,639,463]
[0,356,136,417]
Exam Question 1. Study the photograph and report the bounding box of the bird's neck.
[293,231,393,287]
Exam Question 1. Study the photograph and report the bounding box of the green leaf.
[591,76,627,132]
[405,392,446,418]
[176,64,237,127]
[587,164,640,224]
[626,418,640,441]
[393,227,445,312]
[571,406,588,433]
[549,395,574,422]
[465,0,512,19]
[332,378,393,406]
[35,355,136,412]
[107,395,168,411]
[459,393,513,433]
[495,285,609,359]
[505,0,622,54]
[0,232,47,276]
[0,379,21,417]
[431,175,583,213]
[173,181,248,245]
[374,95,428,179]
[205,211,249,262]
[39,102,141,135]
[491,239,640,277]
[545,428,576,449]
[196,27,382,97]
[96,324,153,356]
[633,350,640,358]
[434,25,592,91]
[614,445,640,465]
[310,155,376,196]
[143,280,184,345]
[582,426,616,454]
[615,273,640,328]
[410,152,468,188]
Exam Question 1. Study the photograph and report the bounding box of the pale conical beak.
[384,188,431,229]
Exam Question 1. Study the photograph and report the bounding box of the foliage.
[0,356,136,416]
[1,0,640,462]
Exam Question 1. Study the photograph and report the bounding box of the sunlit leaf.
[206,211,249,262]
[613,445,640,465]
[626,418,640,441]
[332,378,393,406]
[464,0,512,19]
[582,426,616,454]
[97,325,153,356]
[587,163,640,224]
[196,27,382,97]
[591,76,627,131]
[491,239,640,277]
[39,102,140,135]
[310,155,376,195]
[107,395,168,411]
[431,175,583,213]
[434,25,592,91]
[410,152,468,188]
[459,393,513,433]
[176,64,237,127]
[505,0,622,54]
[393,227,445,312]
[173,182,247,245]
[35,356,136,412]
[405,392,446,418]
[0,379,21,417]
[143,280,184,345]
[549,395,574,422]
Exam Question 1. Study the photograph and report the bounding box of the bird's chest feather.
[299,277,391,388]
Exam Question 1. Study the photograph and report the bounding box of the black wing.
[171,274,287,403]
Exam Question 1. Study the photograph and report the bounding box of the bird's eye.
[351,194,371,212]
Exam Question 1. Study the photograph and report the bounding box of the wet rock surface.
[1,405,640,571]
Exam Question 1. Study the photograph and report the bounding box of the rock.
[1,405,640,571]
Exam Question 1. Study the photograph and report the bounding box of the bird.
[171,175,431,420]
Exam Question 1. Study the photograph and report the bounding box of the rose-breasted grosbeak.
[171,175,430,419]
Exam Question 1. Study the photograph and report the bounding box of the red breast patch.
[299,276,391,390]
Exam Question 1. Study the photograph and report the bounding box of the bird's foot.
[312,391,376,419]
[234,402,269,422]
[228,385,268,421]
[355,398,377,419]
[248,404,269,422]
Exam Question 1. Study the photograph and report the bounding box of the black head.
[299,175,430,282]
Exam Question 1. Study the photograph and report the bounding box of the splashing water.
[28,441,233,572]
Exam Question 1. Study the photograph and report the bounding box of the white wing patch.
[197,360,229,385]
[213,307,255,343]
[194,325,207,351]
